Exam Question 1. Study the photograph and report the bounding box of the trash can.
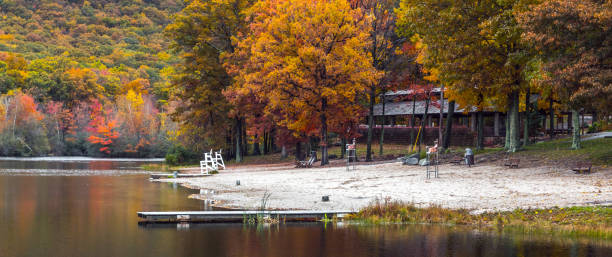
[464,148,474,167]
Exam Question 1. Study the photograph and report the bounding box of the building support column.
[494,112,500,137]
[568,111,573,132]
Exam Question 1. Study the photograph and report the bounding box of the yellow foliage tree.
[229,0,380,165]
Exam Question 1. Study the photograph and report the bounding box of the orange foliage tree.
[229,0,380,165]
[86,100,119,155]
[0,90,49,155]
[44,101,76,154]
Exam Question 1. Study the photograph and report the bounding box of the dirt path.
[159,162,612,213]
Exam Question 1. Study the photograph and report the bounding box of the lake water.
[0,159,610,257]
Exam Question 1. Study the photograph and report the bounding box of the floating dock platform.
[137,210,355,223]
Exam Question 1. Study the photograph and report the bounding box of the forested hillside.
[0,0,183,157]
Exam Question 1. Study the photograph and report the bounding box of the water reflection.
[0,162,610,256]
[0,157,161,170]
[134,223,611,257]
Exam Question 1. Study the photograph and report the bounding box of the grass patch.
[519,137,612,165]
[163,136,611,168]
[348,199,612,240]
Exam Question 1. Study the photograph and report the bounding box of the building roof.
[384,88,442,96]
[373,99,477,116]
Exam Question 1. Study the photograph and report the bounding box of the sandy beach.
[158,161,612,213]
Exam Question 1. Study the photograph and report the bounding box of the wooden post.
[523,88,530,147]
[476,111,484,150]
[439,85,444,146]
[549,96,554,139]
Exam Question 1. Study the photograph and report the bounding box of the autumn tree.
[60,68,106,108]
[0,52,27,94]
[231,0,379,165]
[166,0,253,160]
[517,0,612,149]
[397,0,534,152]
[0,90,50,156]
[44,101,75,155]
[86,100,120,155]
[347,0,408,160]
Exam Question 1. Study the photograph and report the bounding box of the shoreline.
[155,161,612,213]
[0,156,165,162]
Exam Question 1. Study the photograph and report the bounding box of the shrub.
[588,121,607,133]
[164,144,198,165]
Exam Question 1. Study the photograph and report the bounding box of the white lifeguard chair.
[426,141,439,179]
[214,149,225,170]
[346,138,357,171]
[200,149,225,174]
[200,150,216,174]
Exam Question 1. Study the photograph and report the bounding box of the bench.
[503,158,520,168]
[450,156,464,165]
[295,155,316,168]
[572,161,592,174]
[553,128,572,134]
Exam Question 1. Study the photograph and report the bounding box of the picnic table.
[502,158,520,168]
[572,161,592,174]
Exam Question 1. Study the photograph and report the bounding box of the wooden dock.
[137,210,355,223]
[149,173,211,179]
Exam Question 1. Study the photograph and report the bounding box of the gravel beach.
[158,162,612,213]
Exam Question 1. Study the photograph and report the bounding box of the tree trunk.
[12,103,17,138]
[549,96,554,139]
[270,129,276,152]
[507,90,520,152]
[571,109,581,149]
[295,142,302,160]
[418,95,430,156]
[505,112,510,149]
[443,100,455,149]
[523,88,530,147]
[253,134,261,155]
[263,132,268,154]
[410,96,416,151]
[470,113,476,132]
[320,98,329,165]
[340,137,346,159]
[281,145,287,159]
[241,117,247,156]
[366,85,375,162]
[235,117,242,163]
[379,93,386,155]
[476,111,484,150]
[581,113,585,135]
[439,85,444,145]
